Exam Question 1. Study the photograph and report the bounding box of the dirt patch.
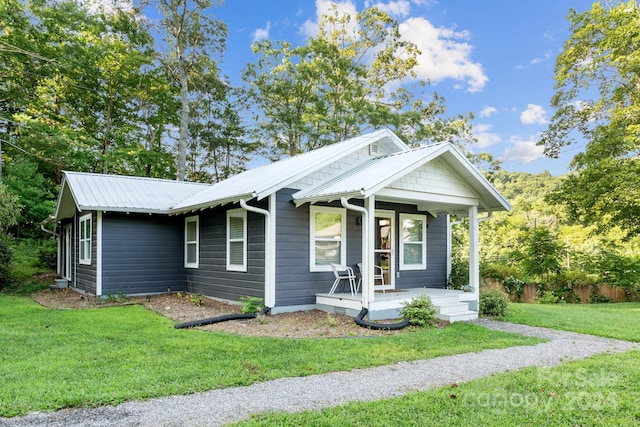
[31,289,422,338]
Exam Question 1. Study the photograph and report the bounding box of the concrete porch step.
[434,301,471,315]
[428,295,462,305]
[437,310,478,322]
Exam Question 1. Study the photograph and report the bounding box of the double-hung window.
[310,206,346,271]
[79,214,92,265]
[227,209,247,272]
[185,216,199,268]
[399,213,426,270]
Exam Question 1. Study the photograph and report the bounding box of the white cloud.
[520,104,548,125]
[253,21,271,42]
[479,105,497,118]
[364,0,412,17]
[473,124,501,149]
[399,17,488,92]
[530,50,553,65]
[301,0,359,38]
[501,136,546,163]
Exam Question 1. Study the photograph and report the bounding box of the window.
[399,213,426,270]
[310,206,346,271]
[227,209,247,271]
[185,216,199,268]
[79,214,92,265]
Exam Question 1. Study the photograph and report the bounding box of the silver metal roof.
[55,172,209,219]
[171,129,407,212]
[293,143,512,213]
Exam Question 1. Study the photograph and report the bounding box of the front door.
[374,211,395,290]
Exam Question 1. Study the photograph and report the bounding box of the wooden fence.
[482,279,630,303]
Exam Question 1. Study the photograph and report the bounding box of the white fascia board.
[376,187,480,206]
[293,191,363,207]
[168,193,255,215]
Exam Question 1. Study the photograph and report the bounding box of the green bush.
[479,289,509,317]
[502,275,525,299]
[0,239,13,290]
[37,239,57,270]
[481,262,521,281]
[240,296,264,314]
[400,295,438,327]
[537,290,561,304]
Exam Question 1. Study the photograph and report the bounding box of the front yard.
[234,302,640,426]
[0,295,540,417]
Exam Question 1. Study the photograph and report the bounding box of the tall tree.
[156,0,227,181]
[244,6,473,159]
[540,1,640,238]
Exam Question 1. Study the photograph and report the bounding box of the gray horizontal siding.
[101,213,185,295]
[185,202,266,302]
[274,190,363,307]
[274,195,448,308]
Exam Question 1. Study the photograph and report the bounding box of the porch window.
[185,215,199,268]
[227,209,247,272]
[310,206,346,272]
[79,213,91,265]
[399,213,426,270]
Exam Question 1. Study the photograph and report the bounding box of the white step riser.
[438,311,478,322]
[437,303,473,315]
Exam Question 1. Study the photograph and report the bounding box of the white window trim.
[310,206,347,272]
[399,213,427,270]
[184,215,199,269]
[79,213,92,265]
[227,209,247,272]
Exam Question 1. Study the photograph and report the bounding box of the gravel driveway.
[2,320,638,427]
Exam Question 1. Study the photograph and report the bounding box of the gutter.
[240,198,275,308]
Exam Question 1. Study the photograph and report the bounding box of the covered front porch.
[316,287,478,322]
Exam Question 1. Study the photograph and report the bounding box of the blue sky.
[106,0,596,175]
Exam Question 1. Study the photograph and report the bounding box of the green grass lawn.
[503,302,640,342]
[236,350,640,426]
[0,295,541,417]
[232,302,640,426]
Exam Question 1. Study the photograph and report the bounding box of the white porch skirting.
[316,287,478,322]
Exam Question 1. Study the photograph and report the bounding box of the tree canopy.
[540,1,640,238]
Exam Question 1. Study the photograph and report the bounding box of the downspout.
[240,198,275,309]
[340,197,369,309]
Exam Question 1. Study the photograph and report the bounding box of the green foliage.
[240,296,264,314]
[479,289,509,317]
[0,239,13,290]
[0,184,21,236]
[0,295,541,416]
[513,227,566,283]
[400,295,438,327]
[36,238,57,270]
[537,290,561,304]
[501,276,525,299]
[243,5,475,159]
[188,293,204,306]
[2,157,56,237]
[540,1,640,238]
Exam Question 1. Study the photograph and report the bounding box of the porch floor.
[316,287,478,322]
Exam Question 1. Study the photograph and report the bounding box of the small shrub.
[590,293,614,304]
[480,289,509,317]
[0,239,13,291]
[502,275,525,299]
[36,240,57,270]
[189,293,204,306]
[240,296,264,314]
[537,290,561,304]
[323,313,339,327]
[400,295,438,327]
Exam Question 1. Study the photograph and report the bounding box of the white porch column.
[468,205,479,311]
[364,195,376,309]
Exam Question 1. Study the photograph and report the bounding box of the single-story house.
[48,129,511,321]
